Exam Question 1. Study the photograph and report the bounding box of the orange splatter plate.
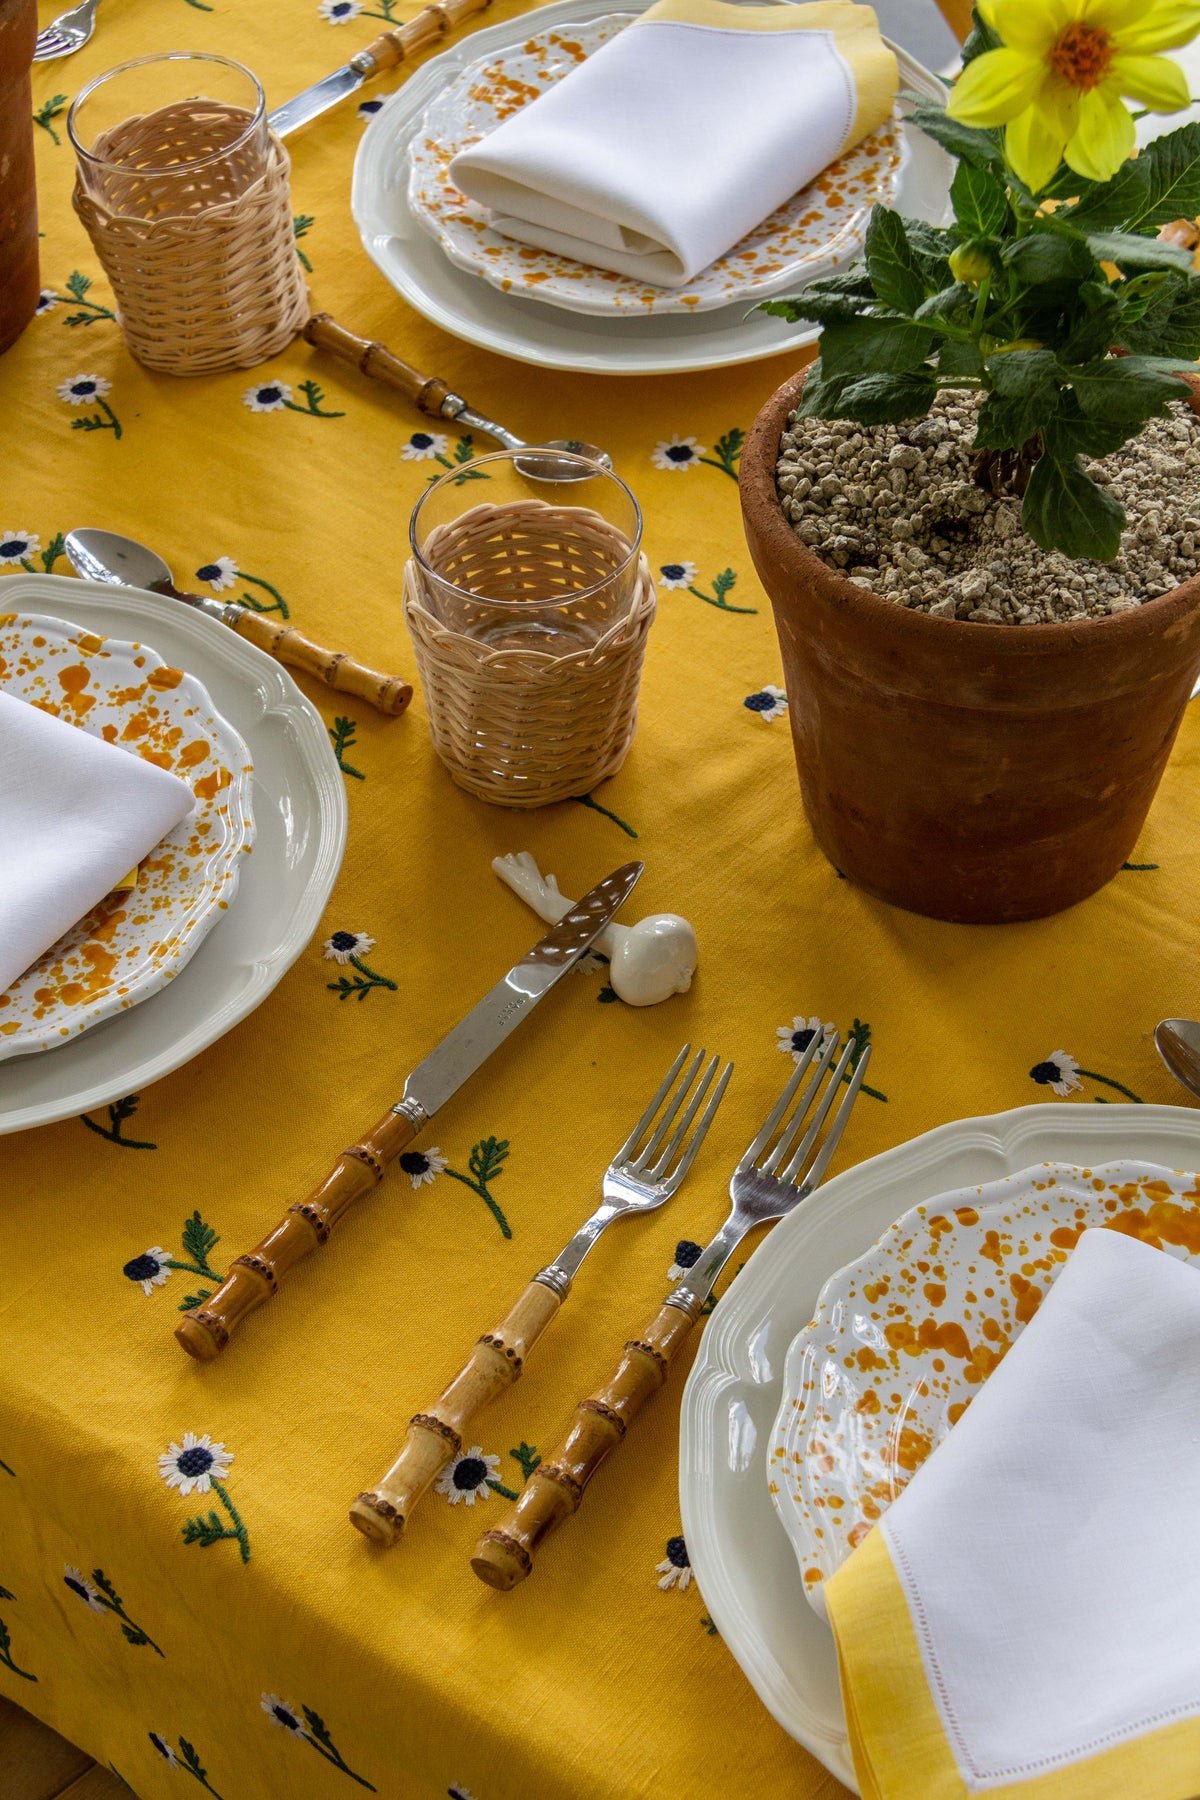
[0,612,255,1059]
[407,15,906,317]
[769,1159,1200,1603]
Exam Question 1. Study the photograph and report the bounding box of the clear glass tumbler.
[410,451,643,653]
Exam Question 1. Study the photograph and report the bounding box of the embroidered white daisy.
[657,560,697,590]
[195,556,238,591]
[0,530,40,566]
[667,1239,703,1282]
[448,1788,479,1800]
[243,381,292,413]
[262,1694,305,1733]
[122,1247,172,1294]
[656,1535,693,1590]
[63,1565,106,1611]
[319,0,361,18]
[744,685,788,721]
[358,97,385,120]
[57,373,110,406]
[776,1016,835,1063]
[651,436,706,472]
[35,289,58,315]
[1029,1050,1083,1097]
[400,430,449,461]
[157,1432,233,1497]
[435,1446,500,1506]
[323,930,375,964]
[398,1147,448,1189]
[148,1732,178,1767]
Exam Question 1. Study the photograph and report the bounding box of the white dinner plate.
[352,0,952,375]
[0,575,346,1134]
[678,1101,1200,1793]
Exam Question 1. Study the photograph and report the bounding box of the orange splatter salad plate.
[769,1158,1200,1607]
[0,612,255,1059]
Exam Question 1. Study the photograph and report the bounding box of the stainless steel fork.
[471,1030,870,1588]
[350,1042,732,1546]
[33,0,102,61]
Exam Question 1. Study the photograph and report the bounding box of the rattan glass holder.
[403,541,656,809]
[72,104,308,376]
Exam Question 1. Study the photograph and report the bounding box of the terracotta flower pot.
[0,0,39,357]
[740,366,1200,923]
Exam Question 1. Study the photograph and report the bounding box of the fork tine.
[611,1042,690,1164]
[662,1058,733,1189]
[783,1040,867,1189]
[778,1038,855,1183]
[759,1033,840,1175]
[645,1051,719,1180]
[628,1047,706,1172]
[736,1033,824,1170]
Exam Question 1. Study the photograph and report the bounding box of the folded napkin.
[0,689,194,994]
[449,0,898,288]
[824,1227,1200,1800]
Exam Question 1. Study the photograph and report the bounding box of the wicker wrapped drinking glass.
[405,452,654,807]
[68,53,307,376]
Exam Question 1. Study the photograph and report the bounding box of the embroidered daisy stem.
[327,955,397,999]
[685,569,757,614]
[300,1710,377,1791]
[34,95,66,142]
[282,380,344,418]
[0,1458,13,1477]
[484,1477,520,1500]
[442,1137,512,1238]
[81,1094,156,1148]
[329,717,365,780]
[442,1168,511,1238]
[696,428,744,479]
[71,399,122,439]
[1078,1069,1144,1102]
[92,1569,164,1657]
[61,273,116,325]
[574,793,638,838]
[177,1737,224,1796]
[0,1619,36,1681]
[210,1480,250,1563]
[234,573,289,618]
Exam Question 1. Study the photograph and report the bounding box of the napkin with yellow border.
[823,1226,1200,1800]
[448,0,897,287]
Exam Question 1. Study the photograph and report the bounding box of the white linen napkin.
[0,689,194,994]
[449,0,898,289]
[824,1225,1200,1799]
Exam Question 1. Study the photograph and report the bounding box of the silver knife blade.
[399,861,643,1121]
[268,60,370,138]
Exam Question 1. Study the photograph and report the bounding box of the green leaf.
[864,206,926,315]
[908,101,1004,171]
[985,347,1062,396]
[951,162,1009,239]
[1066,355,1191,420]
[1085,230,1193,271]
[1002,228,1095,284]
[961,5,1003,61]
[1061,159,1153,231]
[758,290,876,327]
[1043,402,1138,460]
[818,316,935,379]
[1119,276,1200,356]
[905,220,959,285]
[181,1211,218,1266]
[937,338,985,377]
[1105,121,1200,234]
[1058,281,1124,362]
[915,280,974,323]
[975,393,1048,452]
[796,365,855,417]
[1021,452,1125,559]
[826,369,938,424]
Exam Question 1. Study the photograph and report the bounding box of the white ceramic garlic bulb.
[492,852,698,1007]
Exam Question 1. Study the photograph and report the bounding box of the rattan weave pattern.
[72,101,308,375]
[403,501,656,808]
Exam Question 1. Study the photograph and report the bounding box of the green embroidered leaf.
[908,101,1003,171]
[1021,453,1125,560]
[1001,228,1095,284]
[178,1290,212,1312]
[120,1622,149,1646]
[182,1511,233,1548]
[182,1211,219,1266]
[821,369,938,425]
[91,1569,121,1607]
[178,1739,206,1778]
[469,1136,509,1189]
[864,206,926,315]
[303,1706,334,1751]
[817,317,935,380]
[951,162,1008,239]
[0,1586,14,1601]
[66,270,91,300]
[1085,230,1192,272]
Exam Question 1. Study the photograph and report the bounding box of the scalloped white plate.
[406,14,907,318]
[679,1103,1200,1793]
[353,0,952,374]
[0,576,346,1133]
[0,610,255,1060]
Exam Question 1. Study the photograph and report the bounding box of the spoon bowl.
[1154,1018,1200,1100]
[64,527,176,592]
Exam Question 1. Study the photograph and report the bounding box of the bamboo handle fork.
[350,1044,732,1546]
[471,1033,872,1590]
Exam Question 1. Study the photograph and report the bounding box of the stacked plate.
[680,1101,1200,1792]
[352,0,954,375]
[0,576,346,1134]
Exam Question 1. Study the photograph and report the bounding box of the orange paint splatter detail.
[147,664,184,690]
[856,1389,881,1415]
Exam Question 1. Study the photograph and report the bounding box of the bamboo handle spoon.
[64,528,412,716]
[304,314,612,481]
[349,1046,732,1546]
[471,1034,871,1590]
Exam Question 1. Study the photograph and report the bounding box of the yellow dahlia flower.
[947,0,1200,193]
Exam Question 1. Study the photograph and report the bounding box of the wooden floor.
[0,1696,130,1799]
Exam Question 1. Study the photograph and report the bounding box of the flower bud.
[948,242,996,286]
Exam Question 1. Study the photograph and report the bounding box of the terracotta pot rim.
[740,365,1200,652]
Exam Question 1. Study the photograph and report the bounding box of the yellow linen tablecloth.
[3,3,1200,1796]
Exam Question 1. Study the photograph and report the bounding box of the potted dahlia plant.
[739,0,1200,922]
